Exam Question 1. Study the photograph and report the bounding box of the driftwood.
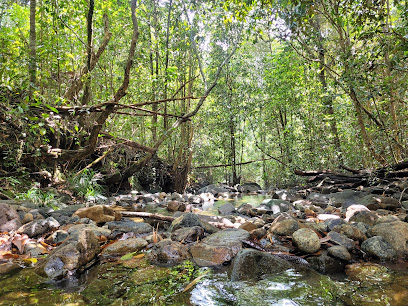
[295,160,408,188]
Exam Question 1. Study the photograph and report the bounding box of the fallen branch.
[120,211,175,222]
[74,147,113,177]
[195,157,278,169]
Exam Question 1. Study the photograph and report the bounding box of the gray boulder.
[328,231,354,250]
[230,249,292,281]
[367,221,408,255]
[361,236,397,260]
[0,203,21,232]
[148,239,190,266]
[104,220,152,237]
[189,228,249,266]
[327,245,351,261]
[17,217,59,238]
[102,238,148,255]
[38,229,100,279]
[170,226,204,242]
[218,203,236,215]
[269,218,299,236]
[169,213,217,234]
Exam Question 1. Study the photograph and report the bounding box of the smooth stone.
[374,215,400,224]
[104,220,152,238]
[102,238,148,255]
[230,249,293,281]
[349,210,379,226]
[170,226,204,242]
[169,213,218,234]
[345,263,392,285]
[307,250,346,274]
[328,245,351,261]
[189,229,249,266]
[292,228,321,254]
[328,231,354,250]
[345,204,371,222]
[73,205,121,223]
[332,224,366,242]
[269,218,299,236]
[148,239,190,266]
[218,203,236,215]
[167,201,186,212]
[24,242,48,257]
[324,218,345,231]
[22,213,34,224]
[47,230,69,244]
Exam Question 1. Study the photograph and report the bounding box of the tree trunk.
[29,0,37,99]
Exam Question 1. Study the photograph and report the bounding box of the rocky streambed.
[1,182,408,304]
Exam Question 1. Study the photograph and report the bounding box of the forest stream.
[2,192,408,306]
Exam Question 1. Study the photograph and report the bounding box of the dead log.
[120,211,175,222]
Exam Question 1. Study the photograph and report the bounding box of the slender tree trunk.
[29,0,37,99]
[163,0,173,132]
[81,0,94,106]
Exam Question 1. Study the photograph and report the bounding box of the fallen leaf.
[12,234,31,254]
[120,252,136,261]
[23,258,38,265]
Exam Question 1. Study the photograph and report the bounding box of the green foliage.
[69,169,106,202]
[16,184,57,207]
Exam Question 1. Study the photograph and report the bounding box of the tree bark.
[29,0,37,99]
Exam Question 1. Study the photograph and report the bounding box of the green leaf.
[39,128,47,136]
[120,252,136,261]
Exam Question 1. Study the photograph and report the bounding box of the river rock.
[170,226,204,242]
[188,195,202,204]
[189,228,249,266]
[292,228,320,254]
[237,183,261,193]
[237,203,252,216]
[73,205,121,223]
[102,238,148,255]
[345,263,392,285]
[218,203,235,215]
[344,204,371,221]
[230,249,293,281]
[366,221,408,255]
[47,230,69,244]
[24,242,48,257]
[307,250,346,274]
[198,184,231,195]
[332,224,366,242]
[374,215,400,224]
[349,210,379,226]
[361,236,397,260]
[327,245,351,261]
[17,217,59,238]
[68,224,112,240]
[104,220,152,237]
[38,228,100,279]
[329,189,369,208]
[22,213,34,224]
[357,195,401,211]
[239,221,258,232]
[307,193,330,207]
[148,239,190,266]
[262,199,292,214]
[0,203,21,232]
[167,201,186,212]
[169,213,217,234]
[327,231,354,250]
[324,218,345,231]
[269,218,299,236]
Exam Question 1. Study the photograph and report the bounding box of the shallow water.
[202,194,268,215]
[2,195,408,305]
